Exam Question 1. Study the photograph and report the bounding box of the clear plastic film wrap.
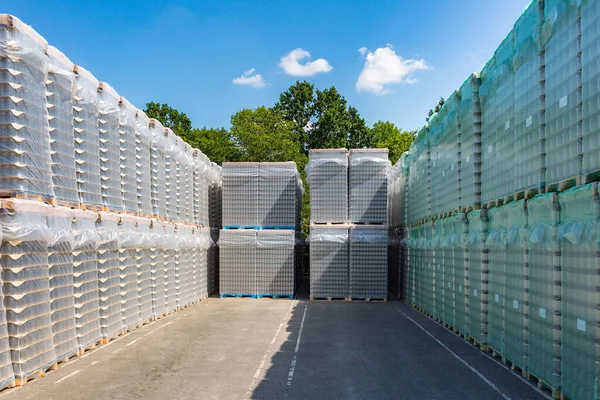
[150,219,167,317]
[46,206,78,360]
[558,183,599,400]
[219,230,257,296]
[117,97,138,213]
[73,65,101,206]
[164,129,179,221]
[118,214,139,328]
[259,162,300,229]
[182,143,194,224]
[183,224,196,304]
[97,82,123,211]
[173,223,190,307]
[195,227,212,299]
[256,230,295,296]
[0,15,54,198]
[582,0,600,177]
[149,118,167,218]
[465,210,487,344]
[486,205,507,355]
[0,199,56,380]
[309,226,349,299]
[136,218,153,321]
[222,162,259,227]
[134,110,152,216]
[349,226,387,300]
[96,212,122,341]
[349,150,389,224]
[71,209,101,350]
[46,45,78,203]
[192,149,209,226]
[163,222,177,312]
[308,149,349,224]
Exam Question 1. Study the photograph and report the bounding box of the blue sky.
[6,0,530,132]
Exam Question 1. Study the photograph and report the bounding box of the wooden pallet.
[78,339,102,356]
[545,176,578,194]
[309,296,348,301]
[56,349,79,365]
[583,169,600,185]
[460,204,481,214]
[51,199,81,209]
[100,329,126,345]
[347,297,387,302]
[466,335,488,351]
[0,192,54,205]
[79,203,103,212]
[14,361,58,386]
[525,371,562,400]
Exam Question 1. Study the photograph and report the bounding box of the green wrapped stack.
[432,219,445,318]
[486,206,507,354]
[440,218,454,325]
[527,193,560,388]
[451,214,467,334]
[421,221,434,314]
[558,183,599,400]
[466,210,488,345]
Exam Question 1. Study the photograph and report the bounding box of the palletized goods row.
[0,14,222,226]
[392,183,598,400]
[0,199,218,388]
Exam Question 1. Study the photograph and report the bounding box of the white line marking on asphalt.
[286,303,308,392]
[245,300,298,399]
[54,370,81,384]
[156,321,174,330]
[126,337,143,347]
[90,361,98,366]
[396,308,512,400]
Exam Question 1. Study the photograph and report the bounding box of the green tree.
[273,81,315,153]
[145,102,192,137]
[310,87,349,149]
[371,120,415,164]
[426,97,446,122]
[189,127,241,165]
[347,106,372,149]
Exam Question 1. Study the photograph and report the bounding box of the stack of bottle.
[219,162,303,298]
[307,149,390,301]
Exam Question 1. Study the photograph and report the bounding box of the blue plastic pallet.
[220,293,257,298]
[256,294,294,299]
[223,226,260,230]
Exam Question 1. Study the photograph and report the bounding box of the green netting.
[582,0,600,177]
[407,226,419,305]
[449,214,467,333]
[486,206,507,353]
[558,183,599,400]
[527,193,560,387]
[503,200,528,371]
[422,221,434,314]
[467,210,488,341]
[440,217,454,325]
[432,219,445,319]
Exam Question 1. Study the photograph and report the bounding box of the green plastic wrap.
[503,200,528,371]
[440,218,454,325]
[451,214,468,334]
[422,221,434,314]
[432,219,444,319]
[527,193,560,388]
[466,210,488,343]
[558,183,599,400]
[486,205,507,354]
[407,226,418,306]
[582,0,600,177]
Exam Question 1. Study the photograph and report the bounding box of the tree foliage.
[273,81,315,153]
[371,121,415,164]
[145,102,192,137]
[426,97,446,122]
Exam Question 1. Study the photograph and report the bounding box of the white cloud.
[279,48,333,77]
[358,47,367,56]
[356,45,431,95]
[232,68,266,88]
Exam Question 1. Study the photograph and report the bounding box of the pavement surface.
[2,283,549,400]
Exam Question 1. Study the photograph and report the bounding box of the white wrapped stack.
[97,82,123,212]
[118,214,139,329]
[118,97,138,213]
[174,136,185,222]
[96,212,122,342]
[181,224,195,305]
[0,266,13,390]
[149,119,167,218]
[0,16,54,198]
[183,143,194,223]
[150,219,167,317]
[47,206,78,361]
[163,222,177,312]
[164,129,178,221]
[135,110,152,216]
[46,46,78,204]
[73,65,101,206]
[71,209,101,351]
[136,217,153,323]
[0,200,56,382]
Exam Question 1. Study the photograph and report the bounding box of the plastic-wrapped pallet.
[427,113,442,217]
[432,219,444,319]
[308,226,349,299]
[480,33,515,204]
[150,219,167,317]
[502,200,528,373]
[117,97,138,213]
[172,135,183,222]
[387,231,400,297]
[406,130,429,224]
[0,200,55,383]
[210,167,223,229]
[47,206,78,362]
[208,228,219,296]
[46,46,78,204]
[0,16,54,198]
[149,119,167,218]
[349,225,387,300]
[259,162,299,228]
[527,192,560,389]
[192,150,207,226]
[256,230,295,297]
[349,149,389,224]
[438,218,454,325]
[95,212,122,342]
[163,222,177,312]
[457,74,482,211]
[294,233,304,291]
[183,143,194,224]
[164,130,178,222]
[198,228,212,299]
[449,214,467,334]
[182,224,196,306]
[97,82,123,212]
[308,149,348,224]
[73,65,101,206]
[513,4,543,193]
[136,217,153,323]
[134,110,152,216]
[399,228,409,301]
[407,226,418,306]
[485,205,507,355]
[558,183,599,400]
[466,209,488,347]
[542,0,581,187]
[0,250,13,390]
[223,162,259,228]
[219,230,257,296]
[118,214,140,329]
[421,221,434,314]
[582,0,600,181]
